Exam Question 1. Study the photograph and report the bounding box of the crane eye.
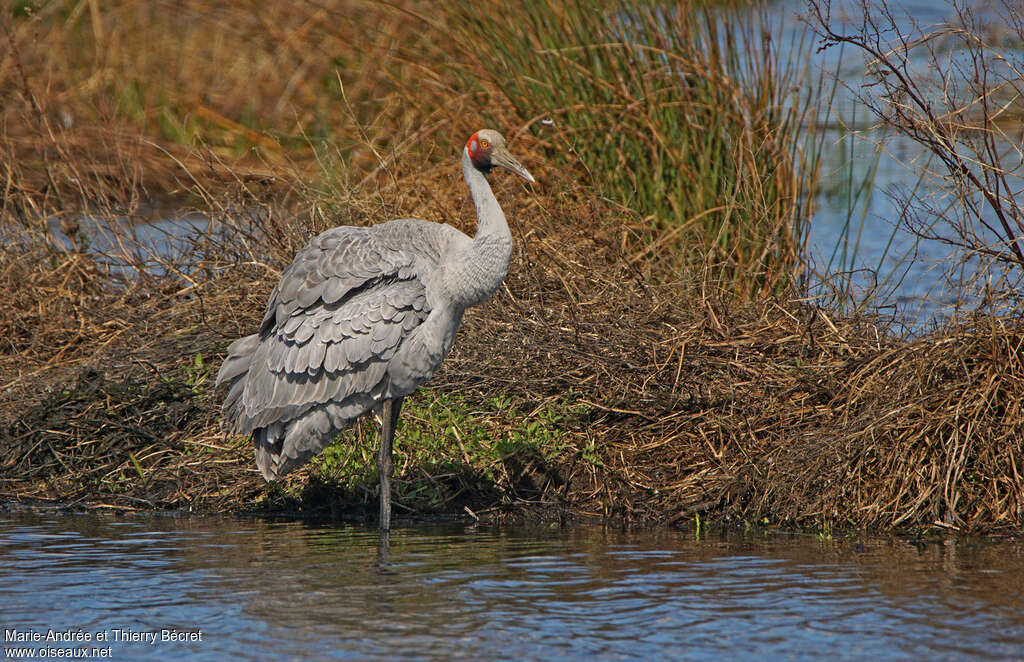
[480,139,489,148]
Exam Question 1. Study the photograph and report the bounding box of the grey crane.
[216,129,534,531]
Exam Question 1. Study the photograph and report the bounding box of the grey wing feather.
[259,220,458,334]
[217,218,462,480]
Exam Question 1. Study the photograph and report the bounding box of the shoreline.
[2,206,1021,535]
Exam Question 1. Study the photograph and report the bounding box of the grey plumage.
[216,129,535,530]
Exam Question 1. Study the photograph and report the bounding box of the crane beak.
[492,147,536,183]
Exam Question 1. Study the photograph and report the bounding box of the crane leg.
[378,397,404,532]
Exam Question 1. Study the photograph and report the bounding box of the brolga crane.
[216,130,534,532]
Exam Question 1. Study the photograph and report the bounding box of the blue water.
[2,510,1023,661]
[43,213,213,279]
[777,0,1023,325]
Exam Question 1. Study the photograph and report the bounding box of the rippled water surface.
[2,510,1023,661]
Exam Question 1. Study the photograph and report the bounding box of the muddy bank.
[2,176,1021,534]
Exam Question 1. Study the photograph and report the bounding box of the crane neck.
[462,147,510,242]
[440,146,514,309]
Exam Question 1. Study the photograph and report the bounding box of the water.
[779,0,1024,325]
[43,213,213,279]
[3,509,1023,661]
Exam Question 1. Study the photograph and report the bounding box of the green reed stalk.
[452,0,823,297]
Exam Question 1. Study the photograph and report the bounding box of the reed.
[3,0,825,297]
[0,0,430,214]
[447,0,823,297]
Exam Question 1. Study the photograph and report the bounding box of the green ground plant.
[307,390,590,514]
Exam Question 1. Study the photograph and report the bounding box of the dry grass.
[1,0,439,214]
[435,199,1024,531]
[1,160,1021,532]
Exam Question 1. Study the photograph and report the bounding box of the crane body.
[217,130,534,530]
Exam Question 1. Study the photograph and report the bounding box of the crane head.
[466,130,535,183]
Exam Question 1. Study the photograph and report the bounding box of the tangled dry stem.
[1,162,1021,533]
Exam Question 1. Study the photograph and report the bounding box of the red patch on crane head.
[466,131,493,170]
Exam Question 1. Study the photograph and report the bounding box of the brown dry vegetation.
[0,0,1022,533]
[2,168,1021,532]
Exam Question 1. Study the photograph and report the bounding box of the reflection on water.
[2,509,1023,661]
